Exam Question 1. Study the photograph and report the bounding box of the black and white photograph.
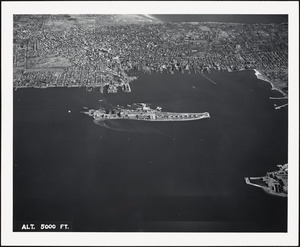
[1,1,299,246]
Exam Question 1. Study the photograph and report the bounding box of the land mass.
[13,15,288,96]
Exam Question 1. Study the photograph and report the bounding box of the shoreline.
[14,69,288,99]
[253,69,287,97]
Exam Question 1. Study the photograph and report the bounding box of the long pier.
[275,103,288,110]
[200,73,217,85]
[270,96,288,100]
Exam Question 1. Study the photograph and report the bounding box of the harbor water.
[13,70,288,231]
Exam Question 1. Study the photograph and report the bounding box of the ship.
[82,103,210,121]
[244,164,288,197]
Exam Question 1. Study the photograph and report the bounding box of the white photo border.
[1,1,299,246]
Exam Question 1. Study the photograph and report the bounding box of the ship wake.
[93,119,169,136]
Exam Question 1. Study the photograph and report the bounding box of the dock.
[275,103,288,110]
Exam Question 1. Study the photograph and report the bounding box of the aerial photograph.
[12,13,289,233]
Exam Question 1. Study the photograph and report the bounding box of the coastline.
[253,69,287,97]
[14,69,288,98]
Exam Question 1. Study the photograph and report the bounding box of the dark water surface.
[13,70,288,232]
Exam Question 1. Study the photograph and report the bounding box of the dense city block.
[13,15,288,95]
